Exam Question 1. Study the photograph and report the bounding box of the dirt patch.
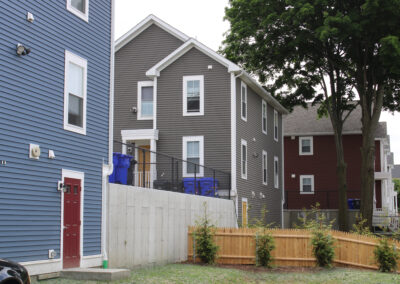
[216,264,324,273]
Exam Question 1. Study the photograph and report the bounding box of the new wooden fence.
[187,227,400,270]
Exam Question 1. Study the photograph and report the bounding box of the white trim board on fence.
[107,184,237,268]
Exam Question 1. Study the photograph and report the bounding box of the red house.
[284,105,397,216]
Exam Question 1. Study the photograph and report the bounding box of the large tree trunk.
[359,88,384,229]
[360,130,375,229]
[333,131,348,231]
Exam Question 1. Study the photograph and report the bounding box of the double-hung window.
[274,156,279,189]
[64,50,87,135]
[262,150,268,185]
[241,82,247,121]
[241,139,247,179]
[274,110,279,141]
[137,81,154,120]
[262,100,267,134]
[183,75,204,116]
[67,0,89,22]
[299,137,313,155]
[300,175,314,194]
[183,136,204,177]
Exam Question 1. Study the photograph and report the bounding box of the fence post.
[142,148,146,188]
[194,164,197,195]
[171,157,175,190]
[213,170,216,197]
[192,231,196,263]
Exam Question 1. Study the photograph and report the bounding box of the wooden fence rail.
[187,227,400,270]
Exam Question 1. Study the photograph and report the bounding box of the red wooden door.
[63,177,81,269]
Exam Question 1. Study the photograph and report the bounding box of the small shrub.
[351,214,372,236]
[311,229,335,268]
[255,233,275,267]
[193,202,219,264]
[374,238,399,272]
[250,207,275,267]
[295,203,335,231]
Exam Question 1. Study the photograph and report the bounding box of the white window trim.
[274,156,279,189]
[63,50,87,135]
[262,150,268,185]
[137,81,154,120]
[262,100,267,135]
[300,175,315,194]
[182,136,204,177]
[299,136,314,155]
[66,0,89,22]
[241,139,247,180]
[241,81,247,122]
[274,109,279,142]
[183,75,204,116]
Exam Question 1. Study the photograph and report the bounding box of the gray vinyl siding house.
[114,15,287,226]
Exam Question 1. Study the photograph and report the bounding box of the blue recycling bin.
[108,153,120,183]
[347,199,354,209]
[115,154,133,185]
[199,178,219,197]
[183,178,200,195]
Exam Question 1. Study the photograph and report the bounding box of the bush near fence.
[188,227,400,271]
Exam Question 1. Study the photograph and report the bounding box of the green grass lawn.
[33,264,400,284]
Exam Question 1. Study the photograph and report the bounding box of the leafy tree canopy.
[222,0,400,112]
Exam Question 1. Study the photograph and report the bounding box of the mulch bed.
[180,261,325,273]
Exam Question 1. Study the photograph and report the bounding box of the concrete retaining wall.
[107,184,237,268]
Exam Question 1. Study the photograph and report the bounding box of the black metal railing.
[114,140,231,199]
[284,190,362,209]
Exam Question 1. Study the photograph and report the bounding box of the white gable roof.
[115,14,190,52]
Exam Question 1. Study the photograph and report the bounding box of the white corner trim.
[230,73,237,196]
[146,38,241,78]
[299,136,314,155]
[240,81,247,122]
[63,50,87,135]
[115,14,190,52]
[241,139,247,180]
[66,0,89,22]
[153,77,157,130]
[61,169,85,269]
[137,81,154,120]
[182,75,204,116]
[300,175,315,194]
[274,156,279,189]
[182,136,204,178]
[262,100,267,135]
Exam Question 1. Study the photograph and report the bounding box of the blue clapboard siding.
[0,0,111,262]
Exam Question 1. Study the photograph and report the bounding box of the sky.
[115,0,400,164]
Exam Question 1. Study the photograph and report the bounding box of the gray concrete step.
[61,268,130,281]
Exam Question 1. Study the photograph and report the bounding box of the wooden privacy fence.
[188,227,400,270]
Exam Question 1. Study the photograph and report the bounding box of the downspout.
[102,0,115,269]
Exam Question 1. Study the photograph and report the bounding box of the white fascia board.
[238,72,288,115]
[115,14,190,52]
[146,39,241,78]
